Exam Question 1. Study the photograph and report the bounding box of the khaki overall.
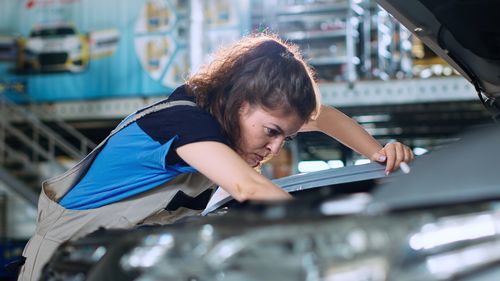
[18,100,216,281]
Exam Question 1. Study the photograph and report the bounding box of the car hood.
[371,124,500,211]
[376,0,500,115]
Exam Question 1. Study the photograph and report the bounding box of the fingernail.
[378,155,386,162]
[385,170,390,176]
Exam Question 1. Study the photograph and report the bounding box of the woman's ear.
[239,101,251,117]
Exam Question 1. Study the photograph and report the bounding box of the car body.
[16,24,90,73]
[40,1,500,280]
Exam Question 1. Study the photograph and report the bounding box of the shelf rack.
[252,0,364,82]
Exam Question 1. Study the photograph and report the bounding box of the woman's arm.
[301,105,383,157]
[177,141,292,202]
[301,105,414,172]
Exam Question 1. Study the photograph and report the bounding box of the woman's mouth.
[250,153,264,166]
[255,153,264,162]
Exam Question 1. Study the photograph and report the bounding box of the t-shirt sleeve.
[137,105,228,165]
[167,106,228,148]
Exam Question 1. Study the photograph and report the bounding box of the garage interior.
[0,0,496,280]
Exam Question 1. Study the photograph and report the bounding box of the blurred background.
[0,1,493,277]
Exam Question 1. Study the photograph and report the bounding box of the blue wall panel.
[0,0,189,101]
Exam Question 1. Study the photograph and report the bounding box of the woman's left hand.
[370,142,414,174]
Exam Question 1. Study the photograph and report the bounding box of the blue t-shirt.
[59,86,228,210]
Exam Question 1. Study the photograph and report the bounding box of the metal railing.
[0,91,96,206]
[26,102,96,156]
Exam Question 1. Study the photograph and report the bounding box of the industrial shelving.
[250,0,414,82]
[359,1,413,80]
[251,0,364,82]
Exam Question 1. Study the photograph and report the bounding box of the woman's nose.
[266,138,284,156]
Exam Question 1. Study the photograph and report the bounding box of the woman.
[18,34,413,280]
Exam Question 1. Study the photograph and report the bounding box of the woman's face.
[236,102,303,167]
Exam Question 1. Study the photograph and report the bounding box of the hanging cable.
[473,80,499,123]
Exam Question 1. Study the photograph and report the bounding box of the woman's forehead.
[247,105,303,133]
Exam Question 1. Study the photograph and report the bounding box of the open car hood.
[376,0,500,117]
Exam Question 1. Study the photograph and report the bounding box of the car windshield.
[30,27,76,37]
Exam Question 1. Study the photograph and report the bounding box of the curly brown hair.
[185,33,320,148]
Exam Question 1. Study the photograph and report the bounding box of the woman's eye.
[266,128,280,137]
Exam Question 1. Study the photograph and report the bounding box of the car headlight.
[63,37,83,54]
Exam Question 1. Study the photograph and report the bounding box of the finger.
[404,146,414,162]
[384,143,397,174]
[400,144,414,162]
[371,151,387,163]
[390,142,405,172]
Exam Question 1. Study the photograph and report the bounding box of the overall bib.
[18,100,216,281]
